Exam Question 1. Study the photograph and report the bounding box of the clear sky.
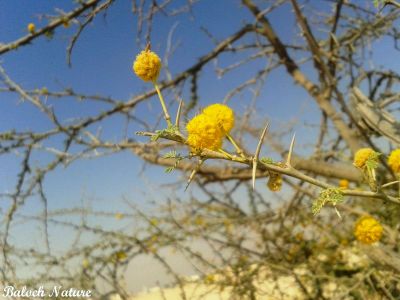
[1,0,399,294]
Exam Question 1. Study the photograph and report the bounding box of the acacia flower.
[27,23,36,34]
[82,259,90,269]
[204,274,216,284]
[353,148,379,169]
[203,103,235,134]
[133,49,161,82]
[354,216,383,244]
[388,149,400,174]
[338,179,349,189]
[186,113,223,151]
[115,251,127,262]
[114,213,124,220]
[267,172,282,192]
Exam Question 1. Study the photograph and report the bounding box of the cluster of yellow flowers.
[353,147,400,174]
[133,49,161,82]
[338,179,349,189]
[388,149,400,174]
[354,216,383,244]
[353,148,379,169]
[82,258,90,269]
[114,213,124,220]
[267,172,282,192]
[113,251,127,262]
[132,48,236,151]
[27,23,36,34]
[186,104,235,151]
[350,148,400,244]
[132,48,236,152]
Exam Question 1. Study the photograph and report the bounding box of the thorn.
[286,133,296,167]
[334,206,342,220]
[252,123,269,190]
[175,98,183,127]
[185,159,204,191]
[329,32,339,47]
[252,161,257,191]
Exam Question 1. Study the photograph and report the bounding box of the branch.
[242,0,362,153]
[0,0,104,56]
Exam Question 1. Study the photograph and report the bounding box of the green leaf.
[260,157,274,164]
[163,151,178,159]
[312,187,344,215]
[165,166,175,173]
[151,125,179,142]
[163,151,185,173]
[366,153,380,169]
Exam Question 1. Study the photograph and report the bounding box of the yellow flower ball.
[149,218,159,226]
[388,149,400,174]
[82,258,90,269]
[133,49,161,82]
[353,148,378,169]
[354,216,383,244]
[27,23,36,34]
[114,213,124,220]
[186,113,223,151]
[115,251,127,262]
[203,104,235,134]
[204,274,216,284]
[338,179,349,189]
[267,172,282,192]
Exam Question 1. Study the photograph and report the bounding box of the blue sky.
[1,0,399,292]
